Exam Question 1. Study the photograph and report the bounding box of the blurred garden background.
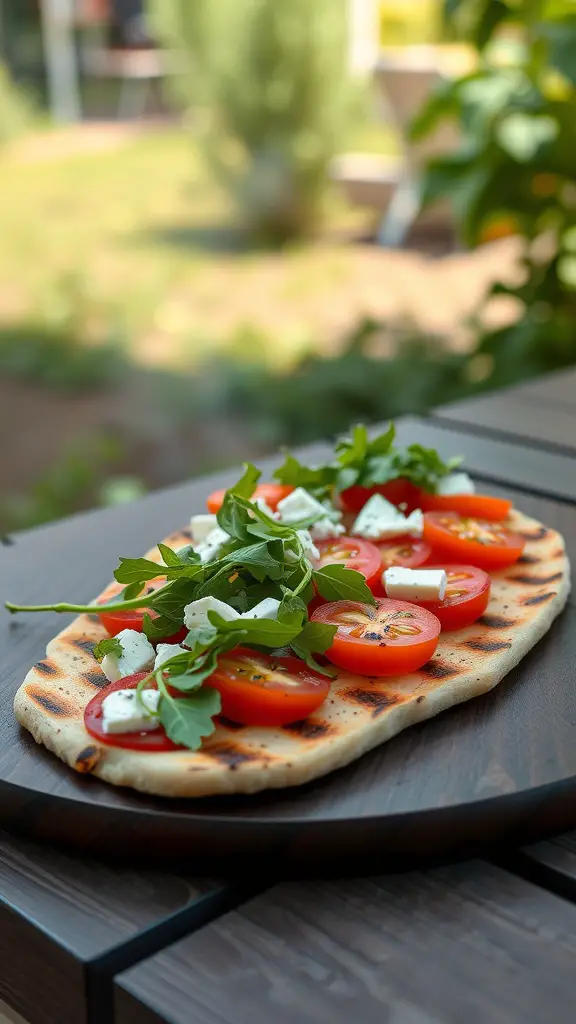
[0,0,574,533]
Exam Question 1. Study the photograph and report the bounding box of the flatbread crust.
[14,509,570,798]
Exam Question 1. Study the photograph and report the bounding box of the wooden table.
[2,368,576,1024]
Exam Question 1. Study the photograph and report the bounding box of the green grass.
[0,122,398,370]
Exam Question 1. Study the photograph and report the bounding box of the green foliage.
[0,63,34,146]
[414,0,576,387]
[200,317,474,446]
[0,435,145,534]
[379,0,441,45]
[0,274,126,391]
[148,0,355,243]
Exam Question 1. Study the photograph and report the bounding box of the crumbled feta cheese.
[190,513,218,545]
[101,629,155,684]
[384,567,447,602]
[154,643,188,671]
[437,472,475,496]
[195,526,230,564]
[102,687,161,734]
[309,517,346,542]
[183,596,240,630]
[297,529,320,562]
[277,487,326,522]
[352,494,423,540]
[240,598,280,621]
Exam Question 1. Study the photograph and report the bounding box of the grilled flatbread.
[14,509,570,797]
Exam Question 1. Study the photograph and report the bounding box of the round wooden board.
[2,470,576,873]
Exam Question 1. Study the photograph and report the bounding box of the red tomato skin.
[314,536,382,592]
[206,483,293,514]
[208,648,330,726]
[84,674,182,752]
[416,565,491,631]
[423,512,524,570]
[311,599,440,677]
[339,479,418,513]
[418,491,512,521]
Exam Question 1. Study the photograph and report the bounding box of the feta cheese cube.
[101,629,155,683]
[195,526,230,564]
[183,596,241,630]
[190,513,218,545]
[240,598,280,621]
[352,494,423,540]
[277,487,329,523]
[102,687,161,734]
[154,643,188,671]
[297,528,320,562]
[437,472,475,496]
[309,517,346,542]
[384,567,447,602]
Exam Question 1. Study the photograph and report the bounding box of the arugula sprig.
[6,463,377,751]
[274,422,462,496]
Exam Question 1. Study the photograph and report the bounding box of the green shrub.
[148,0,355,243]
[413,0,576,388]
[199,317,477,446]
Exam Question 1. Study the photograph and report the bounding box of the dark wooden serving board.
[1,421,575,873]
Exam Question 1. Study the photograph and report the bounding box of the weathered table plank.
[115,861,576,1024]
[434,393,576,454]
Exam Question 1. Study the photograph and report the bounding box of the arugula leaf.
[142,612,182,643]
[272,453,336,499]
[162,648,219,692]
[157,543,182,568]
[93,636,123,661]
[114,556,168,585]
[290,620,337,677]
[176,544,200,564]
[313,564,376,605]
[216,494,254,544]
[229,462,262,499]
[149,578,198,622]
[123,581,146,601]
[159,686,221,749]
[208,610,304,647]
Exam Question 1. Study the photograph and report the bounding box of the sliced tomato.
[418,490,512,521]
[208,647,330,726]
[376,536,432,570]
[339,478,418,513]
[206,483,293,514]
[423,511,524,570]
[311,599,440,676]
[414,565,490,631]
[84,673,181,752]
[314,536,382,591]
[96,579,187,644]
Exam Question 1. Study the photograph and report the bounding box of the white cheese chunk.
[240,597,280,621]
[154,643,188,671]
[102,687,161,734]
[276,487,328,522]
[183,596,241,630]
[384,567,447,602]
[437,472,475,496]
[352,494,423,540]
[309,517,346,542]
[101,629,155,684]
[190,513,218,545]
[297,529,320,562]
[195,526,230,564]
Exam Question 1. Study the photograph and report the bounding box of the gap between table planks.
[113,857,576,1024]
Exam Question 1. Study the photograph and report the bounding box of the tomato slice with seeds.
[314,536,382,591]
[417,490,512,521]
[414,565,490,631]
[339,479,418,513]
[311,599,440,676]
[371,536,433,596]
[207,647,331,726]
[423,511,525,570]
[96,579,187,644]
[206,483,293,514]
[84,673,182,752]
